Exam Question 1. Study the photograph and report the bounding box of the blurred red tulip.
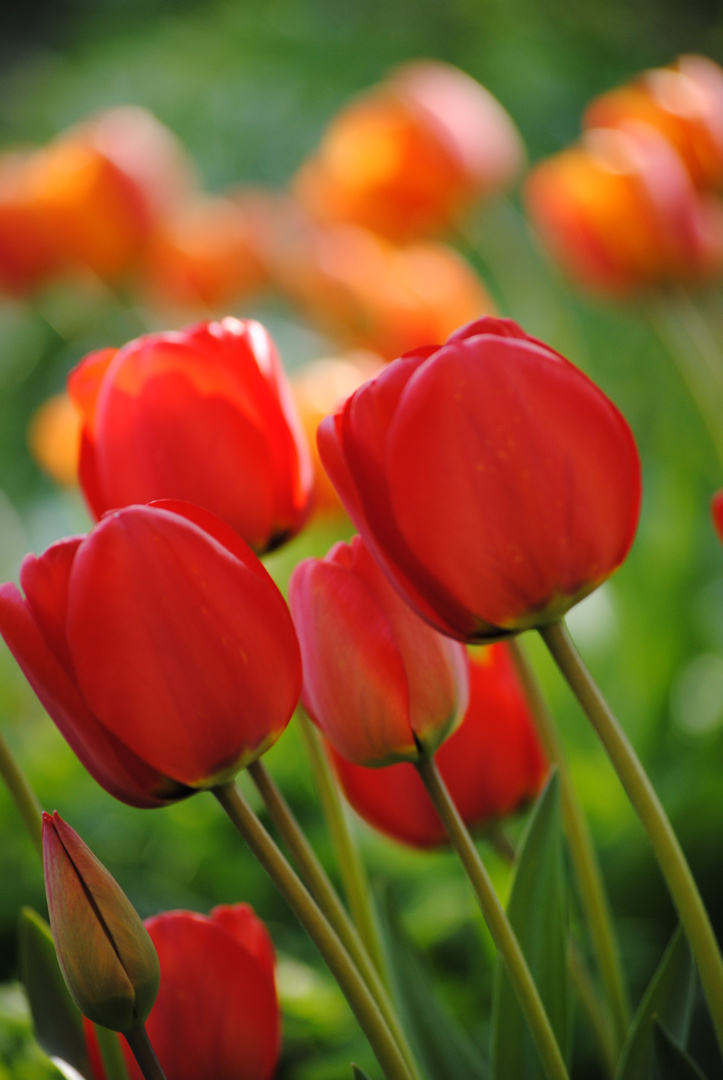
[585,55,723,191]
[274,211,495,360]
[143,192,271,312]
[0,503,301,807]
[43,812,160,1032]
[289,535,468,766]
[328,644,547,848]
[711,490,723,542]
[85,904,280,1080]
[319,316,641,642]
[291,352,385,515]
[294,60,524,241]
[525,123,723,296]
[68,317,312,553]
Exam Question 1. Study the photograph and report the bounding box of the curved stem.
[213,781,415,1080]
[94,1025,131,1080]
[247,759,420,1080]
[415,757,569,1080]
[0,729,42,858]
[124,1026,167,1080]
[540,619,723,1061]
[507,638,630,1052]
[295,713,388,980]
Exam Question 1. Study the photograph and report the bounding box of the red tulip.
[711,490,723,542]
[85,904,280,1080]
[328,644,548,848]
[319,316,641,642]
[289,535,468,765]
[0,502,301,807]
[68,317,313,554]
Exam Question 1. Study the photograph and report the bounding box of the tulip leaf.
[17,907,92,1079]
[491,770,569,1080]
[615,925,695,1080]
[351,1066,374,1080]
[377,889,487,1080]
[652,1022,709,1080]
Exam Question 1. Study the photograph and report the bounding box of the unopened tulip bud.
[43,812,160,1032]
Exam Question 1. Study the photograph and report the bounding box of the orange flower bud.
[328,645,548,848]
[43,812,160,1032]
[585,55,723,191]
[525,123,723,296]
[27,393,82,487]
[294,60,524,241]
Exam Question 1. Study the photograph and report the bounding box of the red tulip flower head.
[289,535,469,766]
[68,317,313,554]
[712,490,723,543]
[85,904,280,1080]
[0,502,301,807]
[328,644,548,848]
[319,317,641,642]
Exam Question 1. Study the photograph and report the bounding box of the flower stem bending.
[415,756,569,1080]
[508,638,630,1053]
[213,780,415,1080]
[540,619,723,1061]
[0,729,42,858]
[247,758,420,1080]
[124,1025,167,1080]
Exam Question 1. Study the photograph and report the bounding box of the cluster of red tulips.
[2,49,723,1080]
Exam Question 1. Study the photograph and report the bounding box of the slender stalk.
[295,712,388,979]
[540,619,723,1060]
[124,1026,167,1080]
[247,759,420,1080]
[94,1025,131,1080]
[0,729,42,858]
[507,638,630,1052]
[415,757,569,1080]
[213,781,415,1080]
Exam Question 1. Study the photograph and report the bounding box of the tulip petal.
[0,583,178,808]
[66,506,299,787]
[210,903,276,977]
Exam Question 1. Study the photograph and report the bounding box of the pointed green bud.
[42,811,160,1032]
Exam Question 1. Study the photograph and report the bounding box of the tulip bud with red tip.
[68,317,313,553]
[319,316,642,643]
[289,535,469,766]
[328,645,548,848]
[84,905,280,1080]
[43,812,160,1032]
[0,502,301,807]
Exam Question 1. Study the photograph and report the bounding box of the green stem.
[507,638,630,1052]
[94,1025,131,1080]
[124,1026,167,1080]
[295,712,388,980]
[247,759,420,1080]
[540,619,723,1062]
[213,781,415,1080]
[0,729,42,858]
[415,757,569,1080]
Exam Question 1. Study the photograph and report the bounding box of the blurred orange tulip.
[0,151,61,296]
[294,60,524,241]
[274,211,496,358]
[291,352,384,515]
[525,123,723,296]
[26,107,195,283]
[143,193,272,311]
[585,55,723,191]
[28,392,82,487]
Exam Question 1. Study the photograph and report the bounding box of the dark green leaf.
[377,890,487,1080]
[351,1066,374,1080]
[652,1022,708,1080]
[18,907,92,1079]
[615,926,695,1080]
[491,771,569,1080]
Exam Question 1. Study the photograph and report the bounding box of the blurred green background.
[1,1,723,1078]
